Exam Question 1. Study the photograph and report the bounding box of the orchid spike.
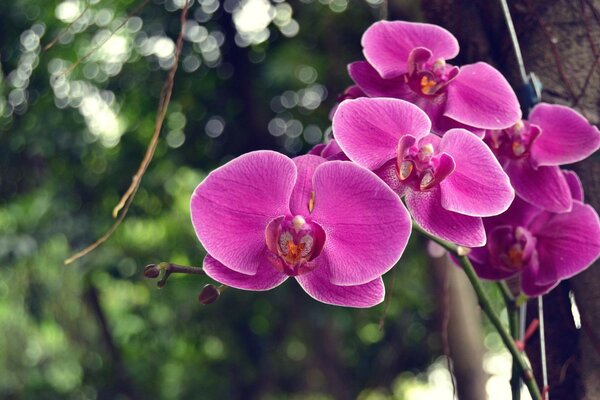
[486,103,600,213]
[347,20,521,135]
[469,171,600,296]
[333,97,514,247]
[190,151,411,307]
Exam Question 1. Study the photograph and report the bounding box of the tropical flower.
[485,103,600,212]
[333,97,514,247]
[347,20,521,135]
[469,171,600,296]
[307,138,348,161]
[190,151,411,307]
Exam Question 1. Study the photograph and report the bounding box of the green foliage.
[0,1,461,398]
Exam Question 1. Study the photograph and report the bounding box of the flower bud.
[143,264,160,278]
[199,284,220,305]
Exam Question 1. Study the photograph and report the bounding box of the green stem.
[499,282,522,400]
[415,226,542,400]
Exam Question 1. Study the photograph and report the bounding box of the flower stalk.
[414,225,542,400]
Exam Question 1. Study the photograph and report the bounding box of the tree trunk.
[422,0,600,398]
[430,252,487,400]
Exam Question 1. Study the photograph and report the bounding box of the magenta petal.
[362,20,459,79]
[521,262,559,297]
[296,265,384,308]
[290,155,326,216]
[406,188,486,247]
[439,129,514,216]
[470,254,517,281]
[333,97,431,170]
[445,63,521,129]
[563,169,584,202]
[348,61,415,99]
[484,196,541,231]
[203,254,288,291]
[190,151,296,275]
[505,160,572,213]
[530,103,600,166]
[310,161,411,285]
[529,201,600,285]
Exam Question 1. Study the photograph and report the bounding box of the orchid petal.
[296,265,384,308]
[362,20,459,79]
[563,169,584,202]
[470,254,518,281]
[439,129,514,216]
[530,103,600,166]
[406,187,486,247]
[290,155,326,216]
[348,61,415,99]
[504,160,572,213]
[310,161,411,285]
[445,62,521,129]
[203,254,288,291]
[333,97,431,170]
[190,151,296,275]
[484,196,542,231]
[520,260,559,297]
[529,201,600,285]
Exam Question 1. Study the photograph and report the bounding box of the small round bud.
[199,284,220,305]
[143,264,160,278]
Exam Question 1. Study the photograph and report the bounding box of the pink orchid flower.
[348,20,521,135]
[485,103,600,213]
[470,171,600,296]
[190,151,411,307]
[333,97,514,247]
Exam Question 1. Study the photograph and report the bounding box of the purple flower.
[333,97,514,247]
[307,138,349,161]
[190,151,411,307]
[485,103,600,213]
[347,20,520,135]
[470,171,600,296]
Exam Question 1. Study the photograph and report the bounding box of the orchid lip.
[489,225,538,274]
[486,120,542,161]
[265,215,326,276]
[395,136,454,191]
[405,50,458,97]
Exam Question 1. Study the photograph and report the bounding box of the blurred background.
[0,0,524,399]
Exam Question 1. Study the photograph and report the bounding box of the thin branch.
[111,0,189,218]
[43,2,91,52]
[58,0,151,78]
[65,0,190,265]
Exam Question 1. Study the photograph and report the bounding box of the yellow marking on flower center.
[286,241,306,263]
[420,171,435,190]
[308,191,315,213]
[399,161,413,180]
[420,76,437,95]
[512,141,526,157]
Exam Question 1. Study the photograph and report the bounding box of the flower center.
[405,56,458,97]
[265,215,325,276]
[485,120,541,160]
[488,226,537,273]
[396,136,455,191]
